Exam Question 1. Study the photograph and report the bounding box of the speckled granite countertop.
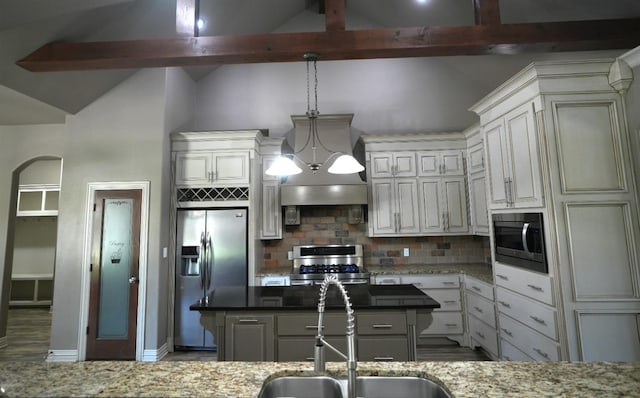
[2,360,638,397]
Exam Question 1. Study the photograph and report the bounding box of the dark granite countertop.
[190,285,440,311]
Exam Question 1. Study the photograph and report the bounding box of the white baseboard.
[142,342,168,362]
[46,349,78,362]
[0,336,7,349]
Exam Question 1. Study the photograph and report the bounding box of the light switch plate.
[163,247,168,258]
[403,248,409,257]
[287,251,293,260]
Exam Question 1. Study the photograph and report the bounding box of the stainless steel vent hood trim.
[279,113,367,206]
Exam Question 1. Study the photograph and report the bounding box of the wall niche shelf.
[17,185,59,217]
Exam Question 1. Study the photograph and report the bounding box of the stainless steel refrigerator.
[175,208,247,349]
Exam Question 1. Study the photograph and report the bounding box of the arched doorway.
[0,156,62,361]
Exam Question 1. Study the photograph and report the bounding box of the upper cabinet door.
[484,120,510,209]
[504,105,544,208]
[370,152,416,178]
[175,151,249,186]
[417,150,465,177]
[483,102,544,210]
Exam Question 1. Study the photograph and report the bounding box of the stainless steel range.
[290,244,370,286]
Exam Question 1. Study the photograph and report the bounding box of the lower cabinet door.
[225,314,274,361]
[358,337,409,361]
[277,336,347,362]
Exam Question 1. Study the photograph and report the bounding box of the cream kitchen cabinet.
[369,152,417,178]
[483,102,544,209]
[418,176,469,234]
[259,154,282,239]
[370,178,420,235]
[375,274,466,345]
[464,276,498,359]
[417,150,465,177]
[174,151,250,187]
[494,262,560,361]
[464,127,489,236]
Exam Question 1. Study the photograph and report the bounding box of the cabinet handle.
[508,178,514,207]
[529,315,547,325]
[373,356,394,361]
[445,323,458,327]
[496,274,508,280]
[475,331,485,339]
[305,325,323,330]
[442,281,456,286]
[503,178,509,205]
[500,327,513,337]
[445,211,450,230]
[498,300,511,308]
[474,306,484,313]
[472,286,482,292]
[533,347,550,359]
[372,324,393,329]
[305,357,315,361]
[380,279,399,284]
[238,319,259,323]
[443,300,457,304]
[527,284,543,292]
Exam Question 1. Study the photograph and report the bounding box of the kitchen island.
[2,360,639,397]
[191,284,439,361]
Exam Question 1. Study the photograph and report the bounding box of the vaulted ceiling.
[2,0,640,126]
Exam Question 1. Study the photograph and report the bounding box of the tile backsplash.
[261,205,490,272]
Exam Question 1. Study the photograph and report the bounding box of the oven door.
[493,213,547,273]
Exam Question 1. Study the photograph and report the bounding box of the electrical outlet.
[403,247,410,257]
[287,251,294,260]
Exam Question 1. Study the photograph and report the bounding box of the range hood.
[280,113,367,206]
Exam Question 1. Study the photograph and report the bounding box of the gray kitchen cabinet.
[370,178,420,235]
[277,310,412,362]
[260,181,281,239]
[224,314,275,361]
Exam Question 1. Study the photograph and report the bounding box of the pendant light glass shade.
[327,154,365,174]
[265,156,302,176]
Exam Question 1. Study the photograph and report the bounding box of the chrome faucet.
[314,274,357,398]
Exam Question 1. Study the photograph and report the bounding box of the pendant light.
[265,53,364,177]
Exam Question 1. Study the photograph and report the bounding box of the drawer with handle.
[500,338,534,361]
[496,287,557,340]
[420,312,464,335]
[468,314,498,357]
[402,274,460,289]
[421,288,461,311]
[467,290,496,328]
[494,262,553,305]
[357,312,407,335]
[277,313,347,336]
[498,313,560,361]
[465,276,494,301]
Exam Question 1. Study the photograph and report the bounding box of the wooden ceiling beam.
[17,18,640,72]
[473,0,501,25]
[324,0,346,32]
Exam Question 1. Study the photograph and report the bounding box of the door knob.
[129,276,139,284]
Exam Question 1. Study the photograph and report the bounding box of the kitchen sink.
[258,375,451,398]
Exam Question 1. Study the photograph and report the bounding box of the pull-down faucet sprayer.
[314,274,358,398]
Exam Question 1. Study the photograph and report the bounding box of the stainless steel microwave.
[492,212,548,273]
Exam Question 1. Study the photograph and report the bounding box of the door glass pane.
[98,198,133,338]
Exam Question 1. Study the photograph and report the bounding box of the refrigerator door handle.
[199,232,206,290]
[207,232,213,290]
